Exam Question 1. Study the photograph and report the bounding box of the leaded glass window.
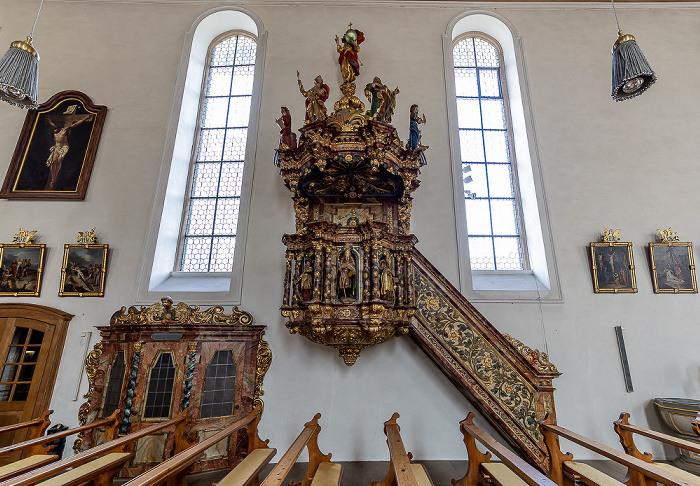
[454,36,528,271]
[0,328,43,402]
[143,353,176,419]
[200,350,237,419]
[102,351,125,418]
[179,33,257,272]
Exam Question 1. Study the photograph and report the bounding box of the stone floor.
[180,459,630,486]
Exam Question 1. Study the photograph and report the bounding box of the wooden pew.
[453,412,557,486]
[372,413,433,486]
[1,411,189,486]
[539,413,700,486]
[0,410,121,482]
[124,407,274,486]
[613,412,700,486]
[0,410,52,442]
[218,412,341,486]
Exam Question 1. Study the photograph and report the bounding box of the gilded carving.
[503,334,559,374]
[110,296,253,327]
[254,335,272,413]
[74,341,103,454]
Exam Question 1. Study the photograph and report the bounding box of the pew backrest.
[372,413,432,486]
[614,412,700,458]
[540,413,699,486]
[0,410,52,442]
[2,411,189,486]
[455,412,555,486]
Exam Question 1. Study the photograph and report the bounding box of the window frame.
[176,30,257,274]
[453,32,530,272]
[445,10,562,303]
[134,7,266,305]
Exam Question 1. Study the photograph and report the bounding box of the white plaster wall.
[0,0,699,462]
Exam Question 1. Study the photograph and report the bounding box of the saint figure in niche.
[337,246,356,301]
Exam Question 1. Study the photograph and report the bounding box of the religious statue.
[364,77,399,123]
[337,246,356,301]
[297,72,330,123]
[276,107,296,150]
[293,262,314,303]
[335,24,365,84]
[407,104,428,150]
[379,258,395,300]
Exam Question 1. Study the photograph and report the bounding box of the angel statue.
[335,24,365,84]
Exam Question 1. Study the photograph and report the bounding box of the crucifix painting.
[0,90,107,200]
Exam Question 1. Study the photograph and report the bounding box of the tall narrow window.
[454,35,527,271]
[102,351,125,418]
[179,33,257,273]
[0,328,43,402]
[200,350,237,419]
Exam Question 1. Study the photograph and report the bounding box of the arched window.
[454,34,526,271]
[135,8,266,304]
[179,33,256,273]
[446,11,561,302]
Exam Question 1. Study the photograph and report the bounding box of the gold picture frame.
[59,244,108,297]
[649,242,697,293]
[0,243,46,297]
[590,242,637,293]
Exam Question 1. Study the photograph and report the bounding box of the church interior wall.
[0,0,698,462]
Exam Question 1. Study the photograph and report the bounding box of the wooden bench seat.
[372,413,434,486]
[257,413,341,486]
[35,452,133,486]
[613,412,700,486]
[0,455,58,482]
[539,413,700,486]
[453,412,556,486]
[310,462,343,486]
[3,411,189,486]
[126,407,274,486]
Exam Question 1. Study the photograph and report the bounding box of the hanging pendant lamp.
[610,0,656,101]
[0,0,44,109]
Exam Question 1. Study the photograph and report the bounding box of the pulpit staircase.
[409,248,560,472]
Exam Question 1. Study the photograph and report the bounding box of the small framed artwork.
[59,230,108,297]
[0,229,46,297]
[649,228,697,293]
[590,228,637,293]
[0,90,107,200]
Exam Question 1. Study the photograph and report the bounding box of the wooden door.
[0,305,72,463]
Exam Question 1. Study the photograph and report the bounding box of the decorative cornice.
[110,297,253,327]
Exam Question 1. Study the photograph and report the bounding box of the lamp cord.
[30,0,45,38]
[610,0,622,33]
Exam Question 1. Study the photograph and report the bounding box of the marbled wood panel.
[410,250,559,472]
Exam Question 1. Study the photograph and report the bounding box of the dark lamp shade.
[0,41,39,109]
[611,37,656,102]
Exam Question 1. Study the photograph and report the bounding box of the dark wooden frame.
[649,242,697,293]
[0,244,46,297]
[58,244,108,297]
[0,90,107,200]
[590,242,637,293]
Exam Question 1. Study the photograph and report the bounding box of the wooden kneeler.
[372,413,433,486]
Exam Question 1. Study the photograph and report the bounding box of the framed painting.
[590,242,637,293]
[0,90,107,200]
[649,242,697,293]
[0,244,46,297]
[59,244,108,297]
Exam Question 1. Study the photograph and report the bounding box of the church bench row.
[539,413,700,486]
[0,411,52,443]
[0,411,189,486]
[454,413,556,486]
[0,410,121,482]
[613,412,700,486]
[372,413,434,486]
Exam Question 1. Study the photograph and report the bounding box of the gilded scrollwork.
[414,271,542,443]
[73,341,103,454]
[110,297,253,327]
[503,334,559,374]
[253,334,272,413]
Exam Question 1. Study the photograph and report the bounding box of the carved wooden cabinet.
[77,299,270,477]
